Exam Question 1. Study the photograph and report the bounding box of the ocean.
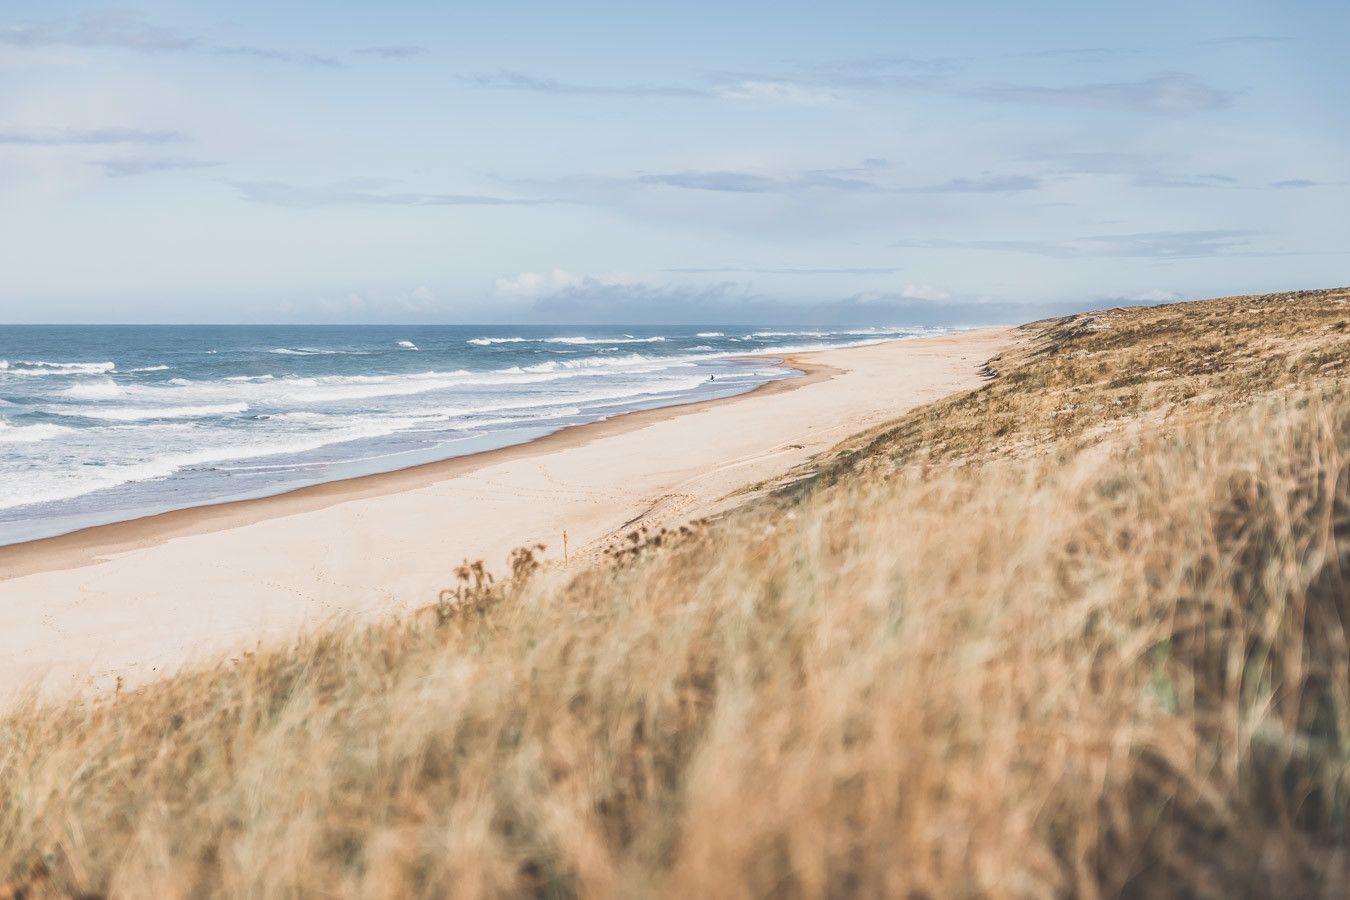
[0,324,946,545]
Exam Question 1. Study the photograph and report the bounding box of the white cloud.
[494,269,585,298]
[402,285,435,310]
[898,283,952,301]
[316,291,369,316]
[716,80,838,105]
[1128,289,1180,302]
[494,269,641,299]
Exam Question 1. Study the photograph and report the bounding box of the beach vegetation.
[1,288,1347,898]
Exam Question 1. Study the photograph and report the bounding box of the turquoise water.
[0,323,945,544]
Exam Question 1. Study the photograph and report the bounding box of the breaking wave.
[0,360,116,376]
[55,402,251,422]
[0,421,73,443]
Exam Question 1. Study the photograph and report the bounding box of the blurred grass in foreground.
[1,287,1347,898]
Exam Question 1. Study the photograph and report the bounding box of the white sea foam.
[3,385,693,511]
[269,411,331,423]
[696,332,724,338]
[85,357,724,408]
[518,350,734,374]
[542,336,666,345]
[58,402,251,422]
[34,347,776,420]
[0,414,427,511]
[0,459,181,510]
[129,365,171,372]
[467,335,668,346]
[270,347,372,356]
[61,379,124,400]
[519,352,662,373]
[465,405,584,427]
[0,421,73,443]
[0,360,117,376]
[397,340,418,350]
[262,376,714,432]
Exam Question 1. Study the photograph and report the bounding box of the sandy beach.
[0,328,1012,700]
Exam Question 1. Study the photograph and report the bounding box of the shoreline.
[0,328,1014,700]
[0,354,835,582]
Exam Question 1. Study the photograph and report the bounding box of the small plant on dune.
[603,523,706,568]
[434,544,547,626]
[435,558,495,624]
[508,543,547,584]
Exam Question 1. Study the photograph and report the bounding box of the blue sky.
[0,0,1346,324]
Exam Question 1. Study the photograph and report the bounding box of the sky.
[0,0,1346,325]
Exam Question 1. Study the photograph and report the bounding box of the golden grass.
[1,288,1347,898]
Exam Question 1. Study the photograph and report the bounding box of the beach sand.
[0,328,1013,700]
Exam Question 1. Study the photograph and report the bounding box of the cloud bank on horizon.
[0,1,1345,324]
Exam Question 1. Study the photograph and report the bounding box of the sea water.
[0,324,947,545]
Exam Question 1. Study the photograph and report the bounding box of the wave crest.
[0,360,117,376]
[57,402,251,422]
[0,421,73,443]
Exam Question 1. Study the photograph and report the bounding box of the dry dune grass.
[790,287,1349,484]
[1,288,1347,898]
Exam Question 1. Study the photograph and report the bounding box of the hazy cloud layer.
[976,73,1234,116]
[1131,172,1239,189]
[1031,150,1252,191]
[520,277,1095,327]
[638,168,880,193]
[465,71,707,98]
[354,45,427,59]
[216,45,343,68]
[710,54,954,102]
[908,174,1042,193]
[800,54,954,88]
[232,179,543,208]
[466,54,952,104]
[893,230,1259,259]
[1269,178,1335,189]
[519,162,1046,208]
[664,267,903,275]
[1,11,348,68]
[0,127,187,145]
[0,11,193,51]
[94,157,219,177]
[461,59,1235,123]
